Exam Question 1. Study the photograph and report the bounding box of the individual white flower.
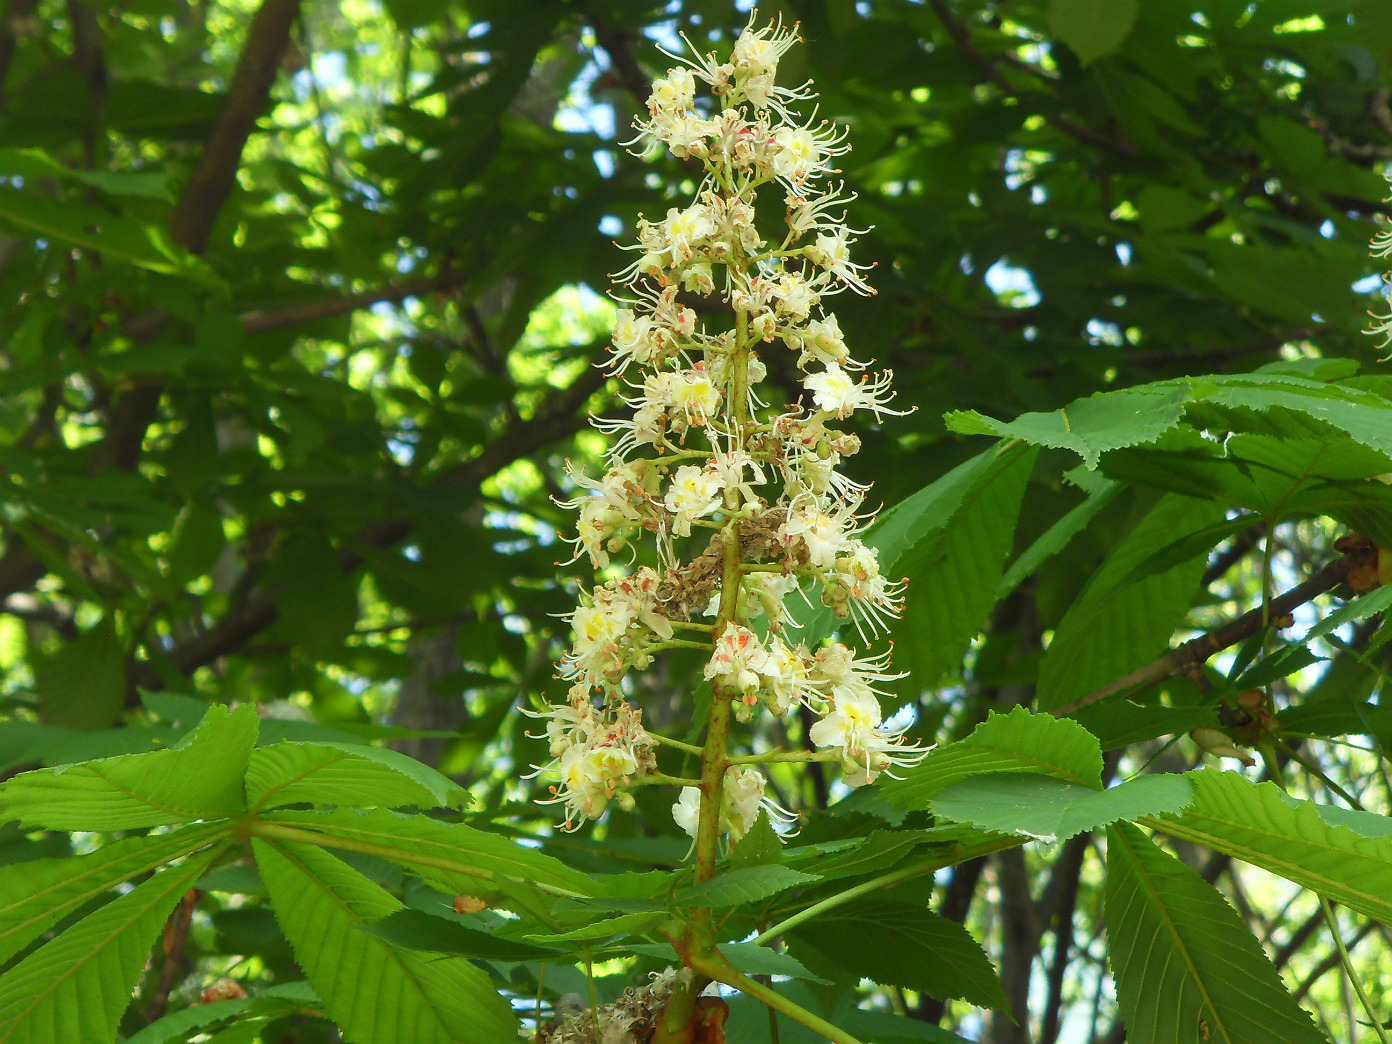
[760,635,813,716]
[784,313,850,367]
[804,363,908,420]
[704,624,770,700]
[806,226,874,294]
[663,203,716,263]
[779,495,864,567]
[828,543,907,639]
[809,690,930,787]
[664,464,723,536]
[648,67,696,116]
[657,365,723,427]
[672,767,789,842]
[672,785,702,837]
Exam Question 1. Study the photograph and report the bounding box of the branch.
[169,0,301,254]
[1054,546,1373,716]
[926,0,1134,158]
[238,269,470,333]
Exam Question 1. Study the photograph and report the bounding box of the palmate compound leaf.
[254,838,518,1044]
[1148,769,1392,925]
[1037,494,1225,711]
[0,846,222,1044]
[1105,822,1328,1044]
[881,705,1103,810]
[786,899,1008,1011]
[244,740,469,812]
[0,703,257,830]
[0,822,227,966]
[930,773,1193,843]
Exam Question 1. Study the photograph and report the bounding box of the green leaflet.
[1047,0,1139,65]
[245,741,469,812]
[0,704,258,830]
[254,839,517,1044]
[258,807,592,898]
[882,706,1103,810]
[122,985,318,1044]
[1105,823,1328,1044]
[996,477,1120,599]
[892,443,1036,689]
[1036,494,1224,710]
[931,772,1193,842]
[0,188,216,285]
[0,847,221,1044]
[359,908,562,960]
[1148,769,1392,924]
[787,899,1007,1010]
[675,865,820,908]
[0,822,227,966]
[947,386,1190,469]
[0,147,172,199]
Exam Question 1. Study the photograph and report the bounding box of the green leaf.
[254,839,518,1044]
[1037,495,1224,711]
[1105,822,1328,1044]
[0,823,226,966]
[0,148,171,200]
[786,829,927,882]
[676,865,820,908]
[245,741,469,812]
[122,985,318,1044]
[996,478,1121,599]
[883,706,1103,810]
[0,704,258,830]
[931,773,1193,842]
[1300,585,1392,646]
[842,1010,976,1044]
[260,807,592,901]
[32,626,126,730]
[525,910,662,944]
[359,908,561,960]
[1048,0,1139,65]
[946,386,1188,469]
[893,443,1036,688]
[0,848,219,1044]
[788,900,1007,1010]
[1148,770,1392,924]
[0,188,215,283]
[729,812,784,869]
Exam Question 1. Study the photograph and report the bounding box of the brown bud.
[198,980,247,1004]
[453,894,487,915]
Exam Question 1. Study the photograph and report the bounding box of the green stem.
[692,951,866,1044]
[646,638,715,653]
[651,733,706,755]
[242,817,588,898]
[1319,895,1391,1044]
[727,749,840,765]
[636,772,704,787]
[753,834,1024,945]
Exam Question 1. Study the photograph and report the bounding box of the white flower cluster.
[524,685,657,830]
[530,13,928,837]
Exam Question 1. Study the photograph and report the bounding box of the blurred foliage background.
[1,0,1390,1041]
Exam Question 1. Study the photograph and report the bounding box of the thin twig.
[1054,547,1371,716]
